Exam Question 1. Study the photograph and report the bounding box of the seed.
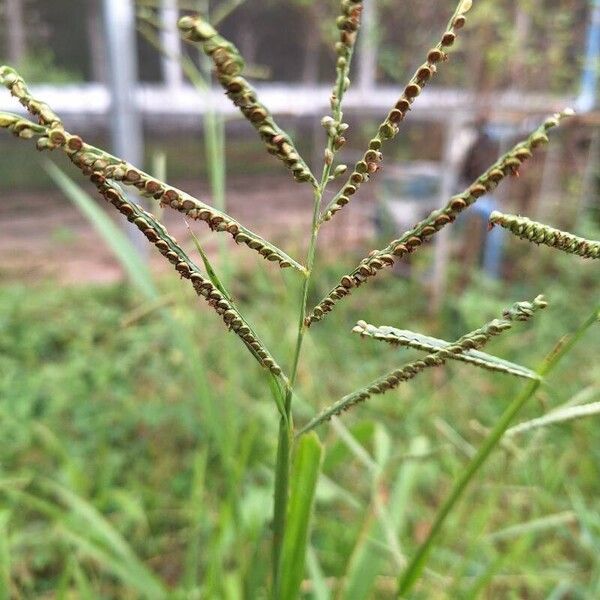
[388,109,404,124]
[469,184,488,198]
[427,48,444,63]
[67,136,83,151]
[404,83,421,98]
[417,65,433,82]
[379,122,396,139]
[144,228,159,242]
[125,169,140,182]
[489,169,504,182]
[176,262,191,276]
[355,160,368,174]
[450,197,467,211]
[454,15,466,29]
[441,32,456,46]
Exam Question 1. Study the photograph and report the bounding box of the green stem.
[397,304,599,597]
[272,157,333,595]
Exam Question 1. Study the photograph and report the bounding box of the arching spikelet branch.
[306,109,573,326]
[298,296,547,435]
[0,68,305,273]
[352,322,539,380]
[319,0,474,223]
[91,174,283,376]
[321,1,363,171]
[177,16,317,186]
[0,65,63,129]
[489,212,600,259]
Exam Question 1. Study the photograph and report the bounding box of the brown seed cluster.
[92,175,283,375]
[326,0,363,154]
[178,16,316,186]
[320,2,472,223]
[490,212,600,259]
[0,66,63,130]
[306,112,572,326]
[0,68,303,272]
[299,295,547,433]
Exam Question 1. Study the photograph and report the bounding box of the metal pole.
[102,0,147,256]
[577,0,600,222]
[576,0,600,112]
[430,113,468,315]
[160,0,184,89]
[5,0,26,66]
[357,0,377,93]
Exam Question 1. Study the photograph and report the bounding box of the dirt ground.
[0,174,376,285]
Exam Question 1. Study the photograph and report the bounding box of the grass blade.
[306,545,331,600]
[397,303,599,596]
[505,401,600,436]
[278,432,323,600]
[0,511,10,599]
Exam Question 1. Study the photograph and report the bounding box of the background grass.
[0,244,598,598]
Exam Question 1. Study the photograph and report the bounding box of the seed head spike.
[178,16,316,187]
[319,0,474,223]
[0,71,305,274]
[306,110,573,327]
[299,297,546,434]
[489,212,600,260]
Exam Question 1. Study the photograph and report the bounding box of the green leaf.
[44,160,158,301]
[342,437,427,600]
[279,432,323,600]
[186,221,232,300]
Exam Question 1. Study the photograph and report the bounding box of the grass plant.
[0,1,598,597]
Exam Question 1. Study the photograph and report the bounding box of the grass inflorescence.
[0,0,598,597]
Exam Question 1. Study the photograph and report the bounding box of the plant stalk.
[272,157,334,595]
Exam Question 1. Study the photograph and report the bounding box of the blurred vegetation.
[0,0,591,92]
[0,243,598,597]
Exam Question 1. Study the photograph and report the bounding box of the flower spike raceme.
[319,0,474,223]
[90,176,284,376]
[299,296,547,434]
[0,67,305,273]
[178,15,317,186]
[489,212,600,259]
[321,0,363,171]
[353,322,539,380]
[305,109,574,327]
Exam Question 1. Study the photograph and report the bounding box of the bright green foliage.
[278,432,323,599]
